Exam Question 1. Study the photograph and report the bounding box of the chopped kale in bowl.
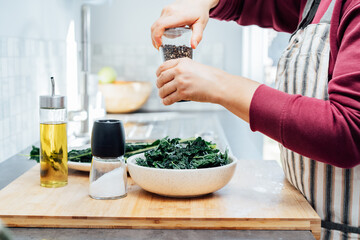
[135,137,230,169]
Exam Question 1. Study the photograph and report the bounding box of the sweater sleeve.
[249,3,360,168]
[210,0,308,33]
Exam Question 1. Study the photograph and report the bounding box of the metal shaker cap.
[163,27,191,39]
[40,77,66,109]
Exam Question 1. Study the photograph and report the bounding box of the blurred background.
[0,0,290,163]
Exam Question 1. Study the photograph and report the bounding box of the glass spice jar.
[160,27,193,62]
[160,27,193,102]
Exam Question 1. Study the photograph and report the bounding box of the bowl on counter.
[127,153,237,198]
[98,81,152,113]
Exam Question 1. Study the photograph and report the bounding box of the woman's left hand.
[156,57,261,123]
[156,58,227,105]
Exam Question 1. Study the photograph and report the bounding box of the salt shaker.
[89,119,127,200]
[160,27,193,62]
[39,77,68,188]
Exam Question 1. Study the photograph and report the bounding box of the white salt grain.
[89,167,126,199]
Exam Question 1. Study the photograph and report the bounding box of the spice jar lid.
[91,119,126,158]
[40,77,66,109]
[163,27,191,39]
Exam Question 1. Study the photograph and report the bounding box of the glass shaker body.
[39,107,68,188]
[89,119,127,200]
[89,156,127,200]
[160,27,193,62]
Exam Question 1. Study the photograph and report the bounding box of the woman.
[151,0,360,239]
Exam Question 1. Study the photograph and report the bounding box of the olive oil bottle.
[39,77,68,188]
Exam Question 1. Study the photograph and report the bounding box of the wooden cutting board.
[0,160,321,239]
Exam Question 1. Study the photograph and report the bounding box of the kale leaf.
[30,141,162,163]
[124,140,161,158]
[68,148,92,163]
[30,145,40,163]
[125,140,160,153]
[29,146,92,163]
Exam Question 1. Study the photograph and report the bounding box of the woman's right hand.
[151,0,219,50]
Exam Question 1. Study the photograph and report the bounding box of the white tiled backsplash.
[0,37,66,163]
[91,43,225,111]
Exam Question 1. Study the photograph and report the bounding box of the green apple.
[98,67,117,84]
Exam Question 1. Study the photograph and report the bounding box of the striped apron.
[275,0,360,239]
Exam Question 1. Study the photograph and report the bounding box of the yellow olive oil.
[40,122,68,187]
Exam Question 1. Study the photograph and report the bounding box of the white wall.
[0,0,83,162]
[0,0,81,40]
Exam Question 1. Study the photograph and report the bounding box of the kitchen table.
[0,111,319,240]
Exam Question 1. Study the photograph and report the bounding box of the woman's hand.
[151,0,219,49]
[156,58,226,104]
[156,58,261,122]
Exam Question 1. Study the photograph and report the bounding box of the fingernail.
[194,40,198,49]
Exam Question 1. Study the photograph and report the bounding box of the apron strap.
[297,0,321,30]
[322,220,360,234]
[290,0,321,38]
[301,0,316,21]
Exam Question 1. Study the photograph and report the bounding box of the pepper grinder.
[89,119,127,200]
[39,77,68,188]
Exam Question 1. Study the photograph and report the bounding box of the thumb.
[191,22,205,49]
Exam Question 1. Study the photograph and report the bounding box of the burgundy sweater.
[210,0,360,168]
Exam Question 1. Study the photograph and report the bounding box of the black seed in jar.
[162,44,193,61]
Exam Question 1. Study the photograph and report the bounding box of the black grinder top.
[91,119,125,158]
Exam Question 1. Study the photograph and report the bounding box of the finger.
[151,8,171,49]
[157,68,176,89]
[151,31,157,49]
[162,90,183,106]
[151,37,157,50]
[151,22,164,49]
[151,21,163,49]
[156,58,179,77]
[158,78,177,99]
[191,21,204,49]
[152,16,196,49]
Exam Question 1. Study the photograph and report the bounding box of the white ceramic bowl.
[127,153,237,198]
[98,81,152,113]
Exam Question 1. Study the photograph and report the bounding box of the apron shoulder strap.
[297,0,321,30]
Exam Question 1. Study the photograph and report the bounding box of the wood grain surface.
[0,160,321,239]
